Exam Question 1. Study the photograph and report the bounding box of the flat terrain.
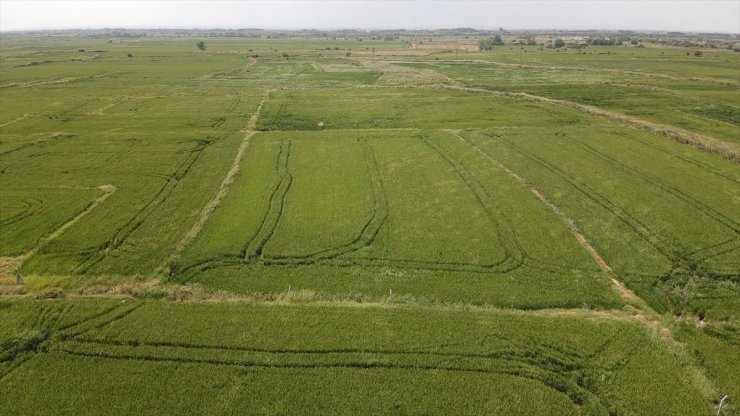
[1,37,738,415]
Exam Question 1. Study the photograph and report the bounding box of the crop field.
[0,299,721,415]
[0,36,738,415]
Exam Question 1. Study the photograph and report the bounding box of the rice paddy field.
[1,36,738,415]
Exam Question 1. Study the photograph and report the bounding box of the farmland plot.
[179,129,620,309]
[398,54,740,146]
[1,63,264,275]
[0,299,718,415]
[1,36,738,415]
[221,87,738,319]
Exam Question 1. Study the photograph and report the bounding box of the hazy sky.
[1,0,739,33]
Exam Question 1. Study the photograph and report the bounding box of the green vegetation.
[1,34,738,414]
[0,298,720,415]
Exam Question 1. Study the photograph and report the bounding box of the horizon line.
[2,26,739,36]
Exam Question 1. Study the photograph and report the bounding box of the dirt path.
[0,184,116,278]
[359,59,461,86]
[160,89,271,272]
[0,114,32,128]
[0,73,117,89]
[86,97,131,116]
[201,56,258,79]
[438,84,740,162]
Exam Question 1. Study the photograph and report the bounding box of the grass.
[1,35,738,415]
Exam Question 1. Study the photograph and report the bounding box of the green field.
[1,36,738,415]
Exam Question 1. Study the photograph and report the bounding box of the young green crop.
[1,36,738,415]
[0,299,718,415]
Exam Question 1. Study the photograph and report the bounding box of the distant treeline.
[2,27,738,50]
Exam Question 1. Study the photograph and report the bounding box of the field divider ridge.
[159,89,272,274]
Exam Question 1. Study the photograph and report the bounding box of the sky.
[1,0,739,33]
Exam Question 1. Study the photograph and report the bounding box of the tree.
[196,41,207,51]
[478,38,493,50]
[478,35,504,51]
[554,38,565,48]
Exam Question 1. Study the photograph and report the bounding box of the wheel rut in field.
[0,185,117,277]
[492,132,680,264]
[244,139,293,261]
[552,131,739,269]
[416,134,524,271]
[0,198,42,227]
[0,73,119,89]
[76,140,210,274]
[0,131,70,158]
[264,137,389,265]
[51,316,618,414]
[554,132,739,233]
[445,130,646,305]
[0,301,140,382]
[161,89,271,273]
[270,134,522,273]
[175,133,528,279]
[201,56,258,79]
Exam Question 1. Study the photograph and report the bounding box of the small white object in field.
[718,395,729,416]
